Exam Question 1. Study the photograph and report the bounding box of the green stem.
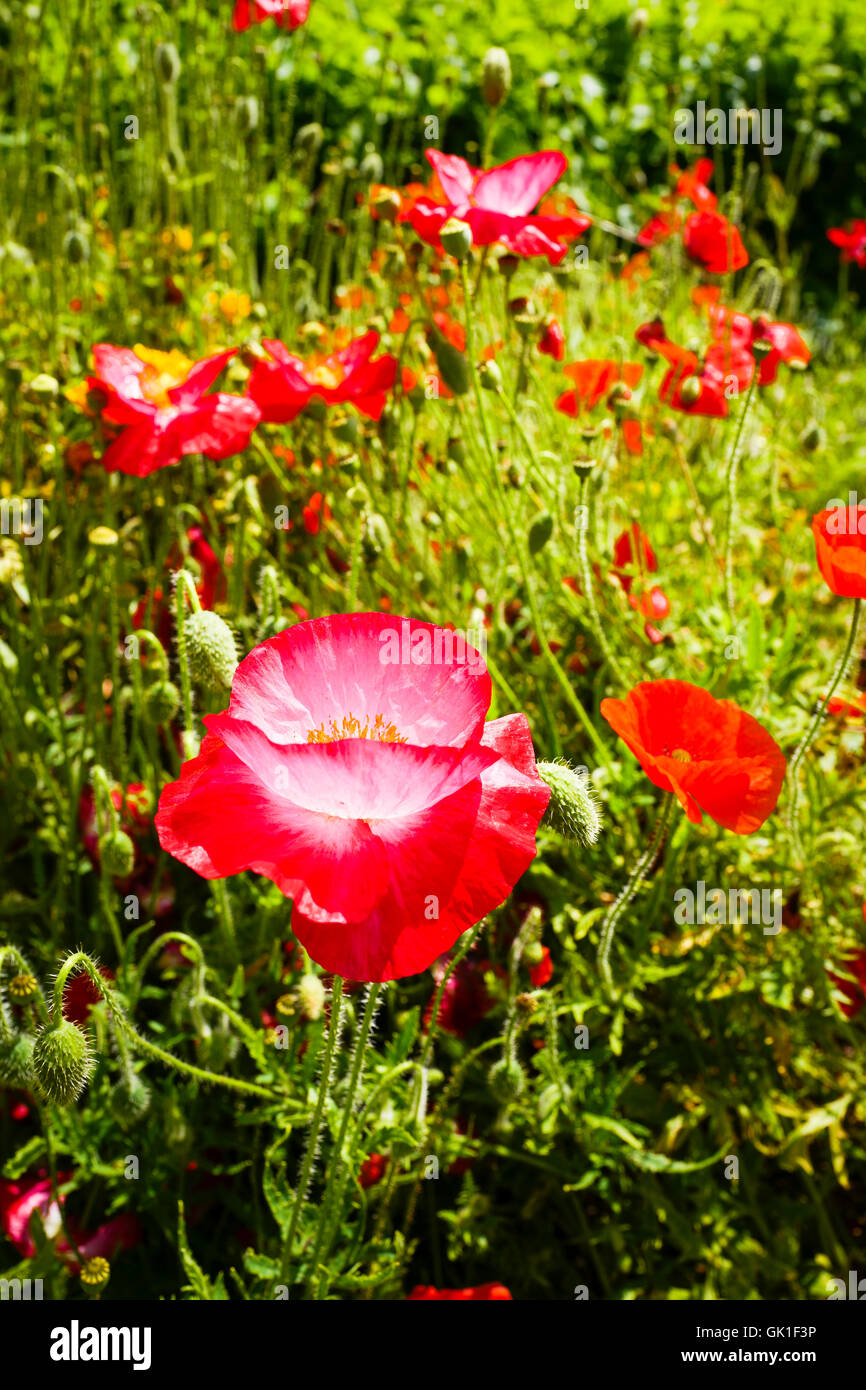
[597,792,676,999]
[307,982,383,1297]
[276,976,345,1293]
[786,597,862,867]
[723,368,760,620]
[576,471,630,688]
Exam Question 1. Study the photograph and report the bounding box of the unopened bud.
[63,230,90,265]
[488,1056,524,1101]
[536,760,602,846]
[295,122,323,155]
[145,679,181,726]
[99,829,136,878]
[184,609,238,690]
[0,1034,36,1088]
[32,1019,95,1106]
[154,41,181,86]
[481,47,512,108]
[439,217,473,262]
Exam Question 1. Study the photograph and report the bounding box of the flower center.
[135,346,193,407]
[307,360,345,390]
[306,712,407,744]
[668,747,693,763]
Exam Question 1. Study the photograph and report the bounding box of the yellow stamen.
[306,712,407,744]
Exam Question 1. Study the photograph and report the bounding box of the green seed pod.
[362,512,391,565]
[184,609,238,691]
[679,375,702,407]
[439,217,473,263]
[429,327,470,396]
[109,1074,151,1127]
[295,122,324,155]
[63,230,90,265]
[154,41,181,86]
[481,47,512,107]
[99,829,136,878]
[479,359,503,392]
[0,1033,36,1088]
[488,1056,524,1102]
[32,1020,95,1106]
[536,760,602,846]
[145,679,181,726]
[528,510,554,554]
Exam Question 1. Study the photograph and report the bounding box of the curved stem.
[786,597,862,867]
[597,792,676,999]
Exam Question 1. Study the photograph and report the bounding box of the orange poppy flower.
[600,680,786,834]
[811,505,866,598]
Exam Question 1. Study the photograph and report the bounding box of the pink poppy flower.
[232,0,310,32]
[156,613,550,982]
[408,150,590,266]
[246,332,397,423]
[0,1174,140,1268]
[80,345,261,477]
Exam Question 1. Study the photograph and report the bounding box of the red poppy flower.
[706,304,809,384]
[600,680,786,833]
[635,318,753,417]
[425,954,497,1037]
[827,221,866,269]
[407,1282,513,1300]
[538,318,566,361]
[672,158,717,212]
[79,345,261,477]
[156,613,550,982]
[637,203,681,249]
[0,1174,140,1267]
[555,360,643,415]
[812,505,866,598]
[232,0,310,31]
[359,1153,388,1189]
[682,211,749,273]
[408,150,589,266]
[247,332,397,423]
[528,945,553,987]
[63,967,115,1026]
[78,782,152,868]
[611,525,671,628]
[827,948,866,1018]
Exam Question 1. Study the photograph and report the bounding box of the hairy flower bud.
[63,230,90,265]
[145,678,181,726]
[184,609,238,690]
[479,359,503,392]
[98,829,136,878]
[109,1074,151,1127]
[481,47,512,107]
[536,760,602,846]
[0,1033,36,1088]
[295,122,324,155]
[489,1056,524,1102]
[32,1019,95,1106]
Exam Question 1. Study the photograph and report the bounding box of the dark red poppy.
[600,680,786,833]
[538,318,566,361]
[828,948,866,1018]
[528,945,553,987]
[359,1153,388,1189]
